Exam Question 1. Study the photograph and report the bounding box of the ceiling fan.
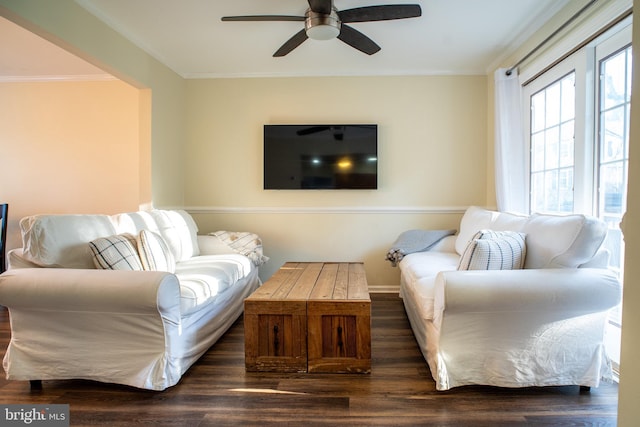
[221,0,422,57]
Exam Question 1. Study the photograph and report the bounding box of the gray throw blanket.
[385,229,457,267]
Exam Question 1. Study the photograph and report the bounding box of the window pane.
[544,127,560,169]
[602,50,627,110]
[558,176,573,213]
[544,169,558,212]
[561,74,575,122]
[625,104,631,158]
[531,132,545,172]
[559,168,574,213]
[531,172,545,212]
[600,162,625,215]
[531,91,546,133]
[601,106,625,162]
[626,50,632,102]
[545,82,561,127]
[560,121,574,167]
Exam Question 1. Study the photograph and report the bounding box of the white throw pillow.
[458,230,526,270]
[137,230,176,273]
[149,210,200,262]
[89,234,143,271]
[22,214,117,268]
[522,213,607,268]
[110,211,160,236]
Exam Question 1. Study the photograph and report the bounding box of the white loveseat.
[398,206,622,391]
[0,209,263,390]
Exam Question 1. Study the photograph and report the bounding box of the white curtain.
[494,68,527,214]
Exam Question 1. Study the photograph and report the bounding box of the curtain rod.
[522,8,631,87]
[505,0,599,76]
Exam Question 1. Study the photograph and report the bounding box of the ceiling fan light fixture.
[306,23,340,40]
[305,8,340,40]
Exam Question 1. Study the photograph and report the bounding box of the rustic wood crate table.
[244,262,371,374]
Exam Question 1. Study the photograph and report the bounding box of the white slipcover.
[399,206,622,390]
[0,210,261,390]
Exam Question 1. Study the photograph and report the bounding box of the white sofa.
[0,209,263,390]
[398,206,622,391]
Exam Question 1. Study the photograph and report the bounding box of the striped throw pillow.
[89,234,143,271]
[458,230,526,270]
[137,230,176,273]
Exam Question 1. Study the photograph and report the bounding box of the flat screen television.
[263,124,378,190]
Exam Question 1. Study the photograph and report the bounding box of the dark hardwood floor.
[0,294,618,426]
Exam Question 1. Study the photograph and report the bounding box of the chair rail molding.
[182,206,470,215]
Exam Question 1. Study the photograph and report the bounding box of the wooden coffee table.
[244,262,371,374]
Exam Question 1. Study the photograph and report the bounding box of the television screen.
[264,124,378,190]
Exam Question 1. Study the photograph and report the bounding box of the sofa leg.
[579,385,591,393]
[29,380,42,390]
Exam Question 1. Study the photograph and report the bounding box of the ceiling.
[1,0,570,81]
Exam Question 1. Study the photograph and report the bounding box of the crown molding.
[0,74,116,83]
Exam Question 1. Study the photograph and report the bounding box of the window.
[530,72,576,214]
[597,44,630,274]
[523,22,631,374]
[596,38,631,371]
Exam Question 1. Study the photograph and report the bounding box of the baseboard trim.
[368,284,400,294]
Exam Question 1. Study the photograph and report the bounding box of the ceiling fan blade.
[273,29,309,57]
[221,15,305,22]
[339,4,422,23]
[338,25,381,55]
[307,0,333,15]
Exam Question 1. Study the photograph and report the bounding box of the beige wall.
[0,0,186,208]
[0,80,141,251]
[185,75,488,285]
